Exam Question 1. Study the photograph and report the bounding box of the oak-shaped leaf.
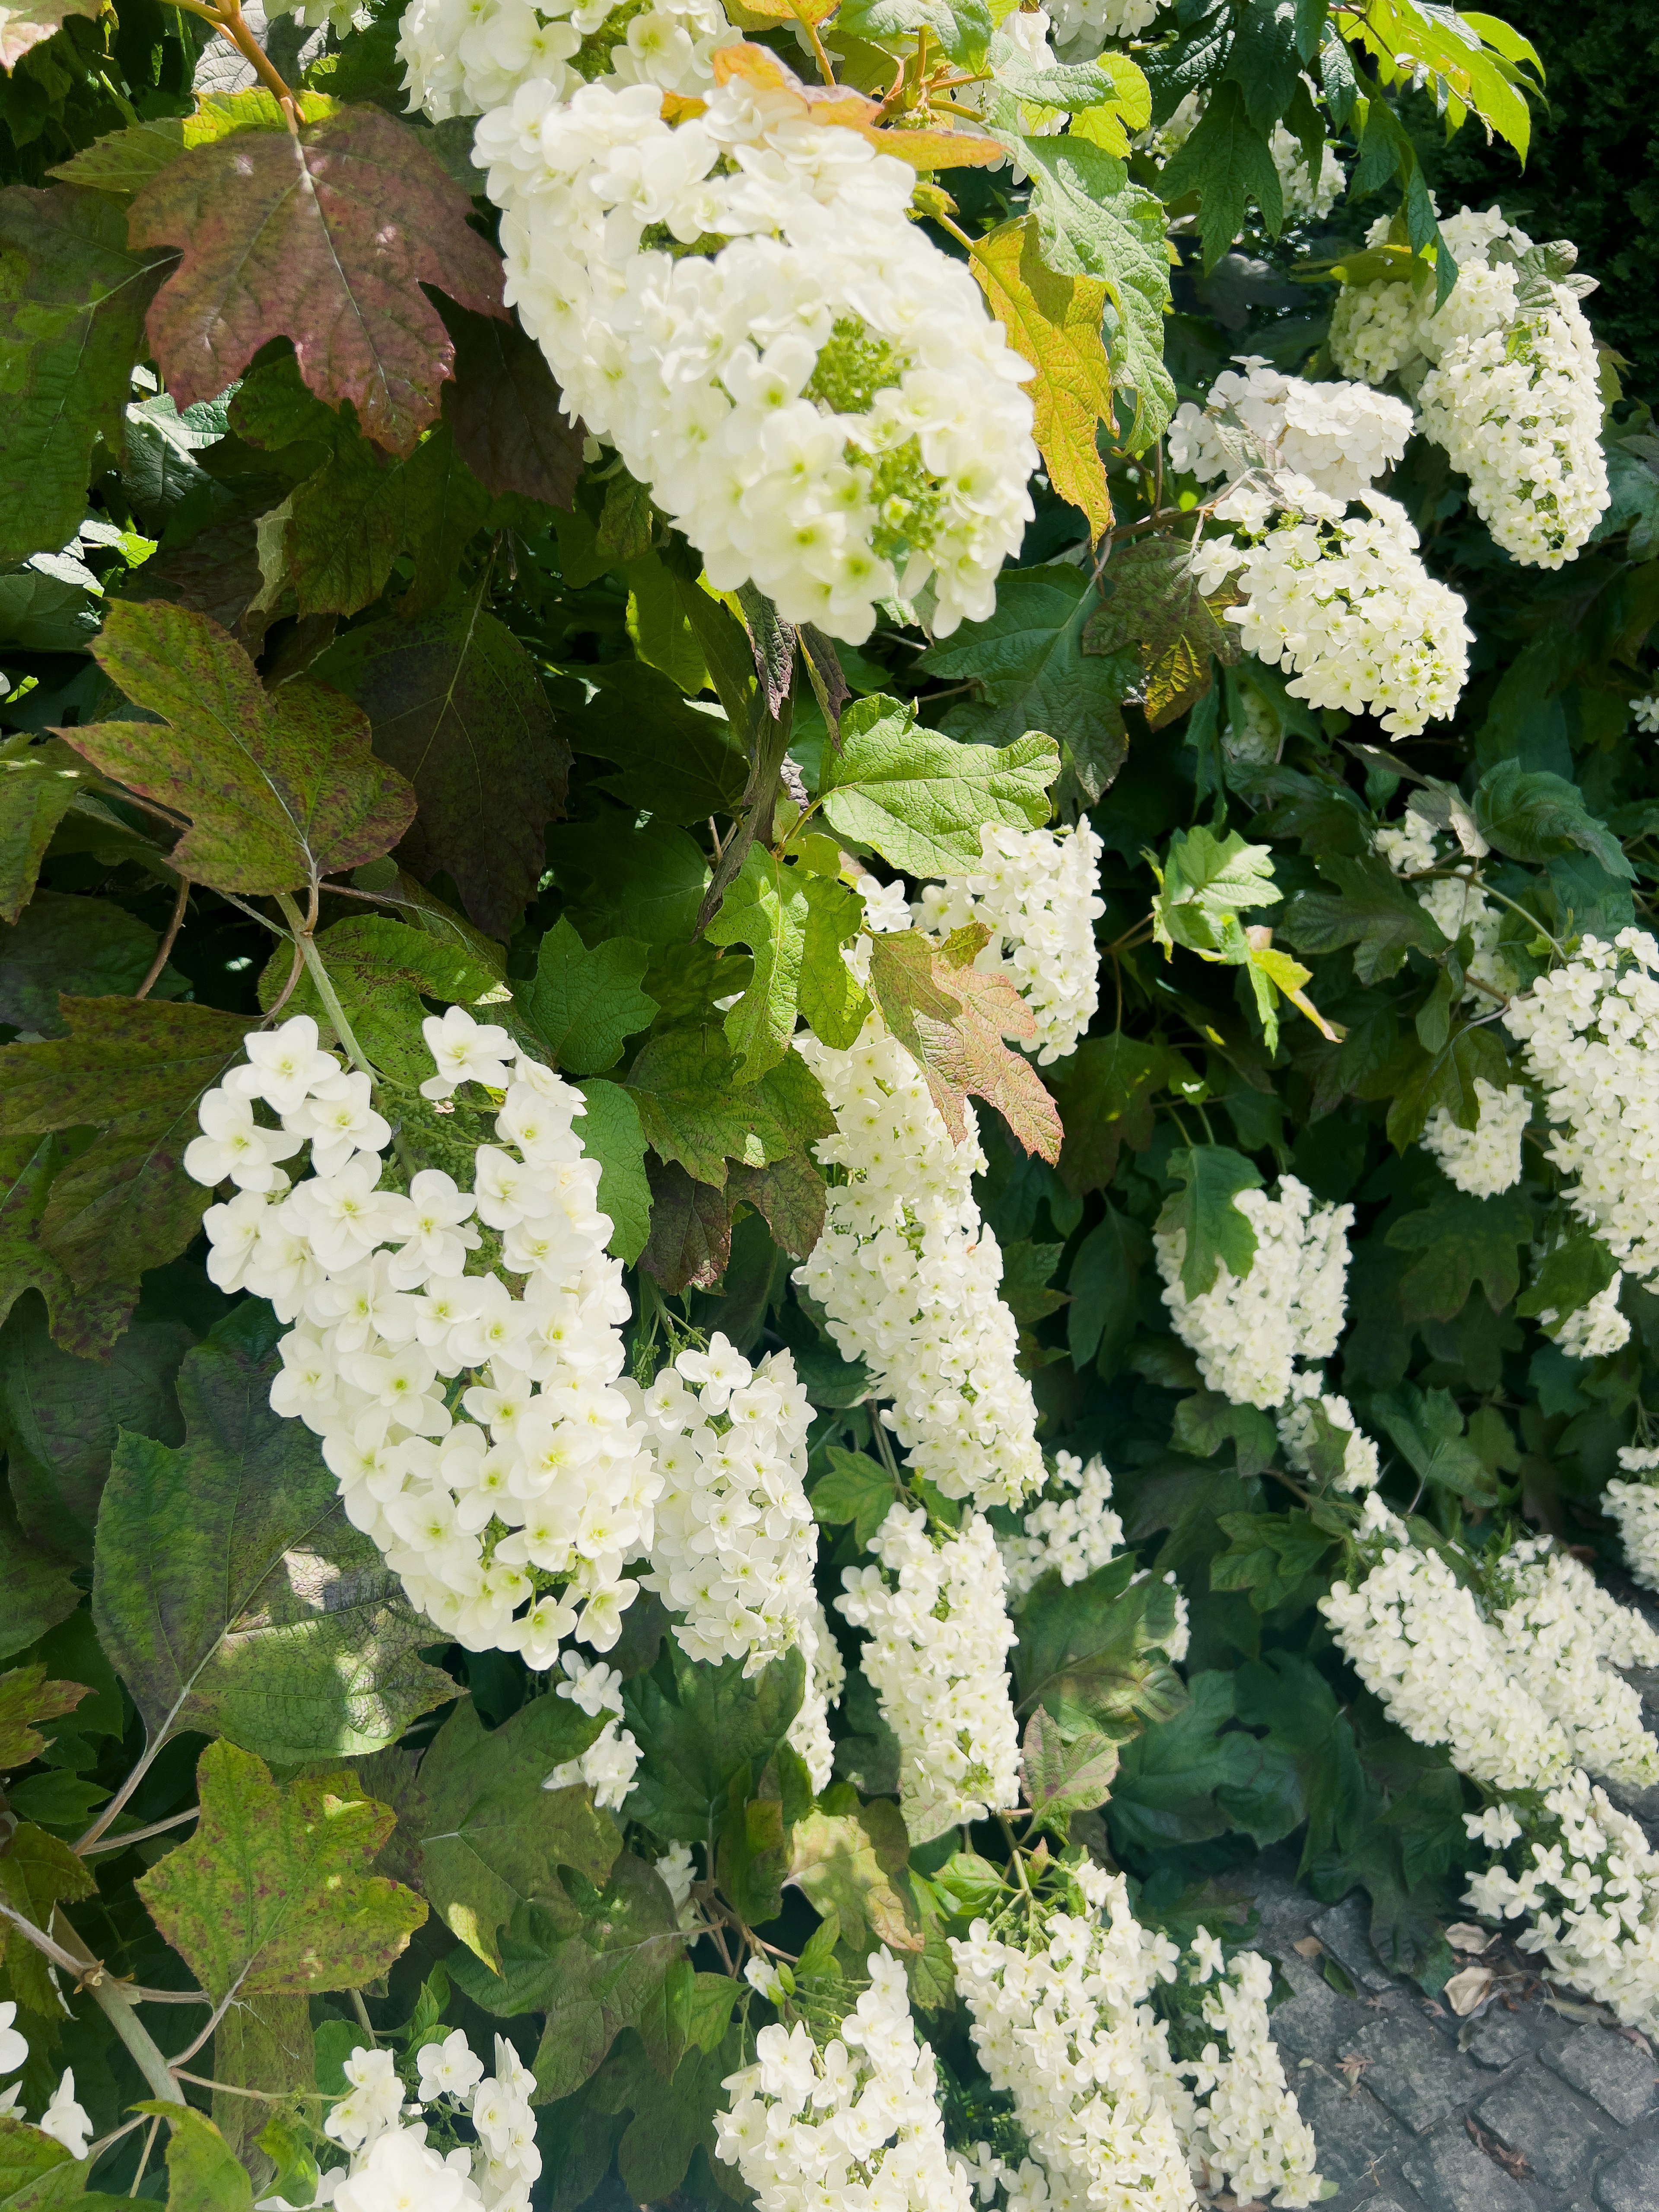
[577,1077,652,1265]
[972,217,1114,544]
[0,1664,92,1770]
[317,601,569,937]
[0,1822,94,2014]
[1154,1142,1262,1297]
[440,299,583,508]
[1084,531,1241,726]
[865,927,1062,1162]
[515,918,658,1077]
[93,1332,454,1764]
[638,1160,733,1294]
[622,1642,804,1845]
[411,1694,621,1970]
[786,1805,921,1956]
[129,103,507,456]
[0,186,174,566]
[1020,1708,1119,1839]
[1012,1552,1186,1741]
[818,695,1056,878]
[626,1023,833,1189]
[64,599,415,895]
[0,998,257,1303]
[137,1740,426,2000]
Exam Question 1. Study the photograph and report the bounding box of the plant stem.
[135,876,188,1000]
[48,1913,187,2108]
[274,889,375,1077]
[128,2114,160,2199]
[169,0,299,110]
[350,1988,377,2044]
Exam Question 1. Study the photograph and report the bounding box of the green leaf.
[1065,1201,1150,1379]
[0,1665,92,1770]
[785,1804,920,1955]
[547,811,710,949]
[257,915,505,1082]
[0,2114,110,2203]
[93,1334,454,1763]
[209,1993,314,2183]
[1052,1032,1166,1195]
[834,0,990,65]
[0,999,256,1303]
[1156,1144,1262,1297]
[130,105,507,457]
[66,600,416,894]
[1159,77,1282,267]
[147,2107,253,2212]
[0,739,86,925]
[1384,1186,1533,1317]
[0,186,173,568]
[136,1740,426,1999]
[798,872,871,1050]
[626,1023,833,1188]
[0,1492,80,1666]
[576,1077,652,1265]
[439,294,584,508]
[0,893,177,1037]
[1474,761,1633,879]
[639,1162,732,1294]
[1279,852,1447,983]
[1084,531,1242,727]
[1210,1510,1336,1613]
[1017,136,1176,451]
[0,1299,191,1563]
[1153,825,1279,956]
[1368,1384,1495,1501]
[1012,1553,1186,1741]
[0,1822,93,2013]
[1019,1707,1119,1838]
[1108,1671,1304,1855]
[1340,0,1535,159]
[810,1448,900,1550]
[1171,1390,1279,1478]
[313,599,572,938]
[622,1643,804,1844]
[413,1693,621,1970]
[704,846,808,1082]
[914,564,1130,808]
[1383,1022,1512,1151]
[1516,1228,1620,1322]
[817,695,1056,876]
[515,918,658,1076]
[564,660,749,826]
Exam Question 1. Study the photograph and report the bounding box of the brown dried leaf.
[129,105,507,457]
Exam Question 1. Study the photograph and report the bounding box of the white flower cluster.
[266,2031,538,2212]
[1478,1535,1659,1788]
[1044,0,1159,58]
[1269,121,1344,223]
[399,0,734,124]
[1505,929,1659,1281]
[913,823,1105,1065]
[1608,1458,1659,1593]
[0,2005,89,2161]
[480,62,1036,642]
[1464,1772,1659,2031]
[1331,208,1608,566]
[950,1866,1322,2212]
[1320,1516,1576,1794]
[998,1449,1125,1600]
[1169,357,1413,507]
[1275,1376,1379,1494]
[837,1503,1021,1842]
[190,1013,659,1664]
[796,1024,1043,1512]
[545,1648,640,1809]
[790,1598,846,1793]
[714,1950,971,2212]
[1421,1076,1531,1196]
[1193,491,1471,738]
[1154,1174,1352,1412]
[629,1333,818,1674]
[1634,693,1659,735]
[1542,1273,1629,1360]
[1372,820,1518,1007]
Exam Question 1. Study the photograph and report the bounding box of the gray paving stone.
[1475,2063,1605,2193]
[1403,2125,1538,2212]
[1352,2013,1487,2136]
[1313,1893,1399,1995]
[1464,2009,1542,2071]
[1543,2021,1659,2126]
[1597,2138,1659,2212]
[1268,1951,1377,2067]
[1292,2065,1411,2189]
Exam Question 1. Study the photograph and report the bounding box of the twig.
[350,1988,377,2044]
[172,2069,286,2102]
[172,1969,248,2070]
[274,888,375,1077]
[128,2114,160,2199]
[86,2111,150,2163]
[264,936,306,1021]
[168,0,300,111]
[788,0,837,88]
[47,1913,186,2108]
[134,877,188,1000]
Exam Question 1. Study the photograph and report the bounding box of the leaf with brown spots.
[441,300,583,508]
[137,1739,426,2001]
[63,599,416,896]
[128,104,506,457]
[865,927,1062,1162]
[639,1160,733,1292]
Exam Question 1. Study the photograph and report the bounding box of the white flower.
[1170,356,1412,506]
[837,1503,1020,1841]
[912,823,1104,1064]
[1275,1378,1379,1494]
[1422,1077,1531,1196]
[326,2047,407,2155]
[1633,692,1659,734]
[420,1007,516,1100]
[1156,1174,1353,1412]
[1269,120,1344,222]
[37,2070,92,2160]
[182,1085,302,1192]
[0,2002,26,2076]
[1607,1475,1659,1595]
[715,1951,971,2212]
[998,1449,1126,1600]
[335,2126,483,2212]
[544,1716,641,1810]
[796,1020,1043,1511]
[417,2028,486,2105]
[786,1597,845,1794]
